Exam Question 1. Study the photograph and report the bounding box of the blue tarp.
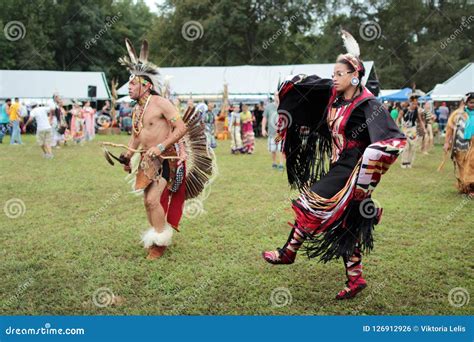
[379,87,412,101]
[379,88,431,102]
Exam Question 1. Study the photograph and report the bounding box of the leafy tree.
[0,0,472,92]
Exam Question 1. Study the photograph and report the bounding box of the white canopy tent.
[117,95,132,103]
[117,62,376,100]
[0,70,112,100]
[428,63,473,101]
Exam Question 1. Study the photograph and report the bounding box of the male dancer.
[119,39,189,260]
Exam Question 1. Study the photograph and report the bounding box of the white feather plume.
[341,29,360,57]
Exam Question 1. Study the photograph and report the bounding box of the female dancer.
[262,31,406,299]
[241,104,255,154]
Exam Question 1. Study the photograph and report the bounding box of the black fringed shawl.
[277,75,333,190]
[278,76,406,262]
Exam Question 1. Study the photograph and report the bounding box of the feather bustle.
[181,107,214,199]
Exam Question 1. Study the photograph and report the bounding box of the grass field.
[0,134,472,315]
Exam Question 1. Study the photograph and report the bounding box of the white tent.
[0,70,111,100]
[117,95,132,103]
[117,62,376,99]
[428,63,474,101]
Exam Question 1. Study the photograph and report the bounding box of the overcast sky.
[143,0,162,13]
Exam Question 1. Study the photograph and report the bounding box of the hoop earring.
[351,77,360,86]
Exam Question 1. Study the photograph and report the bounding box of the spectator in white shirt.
[23,102,54,159]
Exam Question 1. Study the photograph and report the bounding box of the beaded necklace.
[132,94,151,136]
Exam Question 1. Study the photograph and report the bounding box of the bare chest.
[133,105,170,142]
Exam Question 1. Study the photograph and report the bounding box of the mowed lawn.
[0,134,472,315]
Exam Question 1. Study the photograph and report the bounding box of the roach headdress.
[119,38,161,93]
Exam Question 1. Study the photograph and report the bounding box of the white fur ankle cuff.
[141,224,173,248]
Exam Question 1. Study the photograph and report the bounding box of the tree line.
[0,0,472,91]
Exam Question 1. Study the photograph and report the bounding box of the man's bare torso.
[135,96,171,149]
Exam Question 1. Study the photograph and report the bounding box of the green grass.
[0,134,472,315]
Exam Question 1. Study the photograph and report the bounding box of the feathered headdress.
[118,38,161,93]
[339,29,364,74]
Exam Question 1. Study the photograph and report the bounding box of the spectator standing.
[262,96,284,170]
[0,99,11,144]
[9,98,23,145]
[438,101,450,135]
[23,102,54,159]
